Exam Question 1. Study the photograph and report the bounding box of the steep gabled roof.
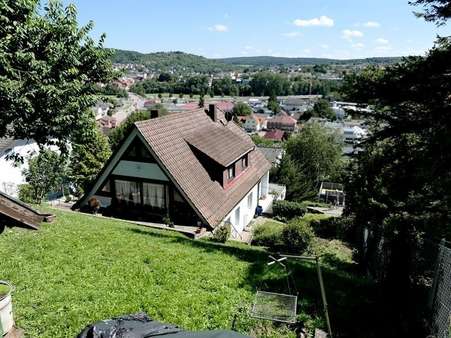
[135,107,271,227]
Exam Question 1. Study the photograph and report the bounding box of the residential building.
[73,105,273,236]
[264,130,285,142]
[243,115,267,132]
[267,112,298,132]
[0,139,39,197]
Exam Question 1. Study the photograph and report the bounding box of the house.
[243,115,267,132]
[267,112,298,132]
[73,105,272,236]
[264,130,285,142]
[0,138,40,197]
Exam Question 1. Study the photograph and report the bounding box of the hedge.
[272,200,307,221]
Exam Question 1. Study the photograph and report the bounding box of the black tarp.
[77,313,249,338]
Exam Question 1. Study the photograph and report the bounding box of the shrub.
[252,221,284,248]
[18,184,35,204]
[311,216,354,241]
[272,200,306,221]
[281,218,315,253]
[212,223,230,243]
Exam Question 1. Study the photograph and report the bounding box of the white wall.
[0,140,40,197]
[223,171,269,236]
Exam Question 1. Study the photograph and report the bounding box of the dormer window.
[227,166,235,180]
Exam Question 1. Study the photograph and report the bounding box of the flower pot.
[0,281,14,336]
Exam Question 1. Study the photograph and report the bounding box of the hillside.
[111,49,402,72]
[216,55,402,66]
[0,208,376,337]
[110,49,233,73]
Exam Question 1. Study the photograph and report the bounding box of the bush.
[252,221,284,248]
[252,218,314,254]
[272,200,306,221]
[212,223,230,243]
[311,216,354,241]
[281,218,315,253]
[18,184,35,204]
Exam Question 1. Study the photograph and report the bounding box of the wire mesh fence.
[429,240,451,338]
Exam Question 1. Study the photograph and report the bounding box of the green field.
[0,209,376,337]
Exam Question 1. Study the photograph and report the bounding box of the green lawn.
[0,209,376,337]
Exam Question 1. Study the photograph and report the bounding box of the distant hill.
[216,56,403,66]
[110,49,403,72]
[110,49,232,73]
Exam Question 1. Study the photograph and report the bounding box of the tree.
[274,124,343,201]
[409,0,451,25]
[68,124,111,196]
[23,149,66,204]
[0,1,114,161]
[158,72,173,82]
[267,95,281,113]
[342,3,451,334]
[309,99,335,120]
[109,110,151,149]
[249,72,291,96]
[198,95,205,108]
[232,102,252,116]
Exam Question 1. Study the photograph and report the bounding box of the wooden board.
[0,191,54,231]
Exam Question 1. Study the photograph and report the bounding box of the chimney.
[150,110,159,119]
[207,104,217,122]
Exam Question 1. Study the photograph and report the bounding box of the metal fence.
[429,239,451,338]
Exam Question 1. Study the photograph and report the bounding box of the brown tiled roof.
[185,125,254,167]
[136,108,271,227]
[269,112,297,126]
[264,130,285,141]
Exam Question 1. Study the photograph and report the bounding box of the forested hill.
[216,55,402,66]
[110,49,402,71]
[110,49,233,73]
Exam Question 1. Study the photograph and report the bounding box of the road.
[112,92,146,125]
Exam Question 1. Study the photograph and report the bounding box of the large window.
[114,179,166,211]
[143,182,165,209]
[115,180,141,206]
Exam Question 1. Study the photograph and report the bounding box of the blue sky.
[66,0,451,59]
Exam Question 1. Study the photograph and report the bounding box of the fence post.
[428,238,445,310]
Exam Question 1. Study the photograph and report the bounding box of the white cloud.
[303,48,312,54]
[209,24,228,32]
[293,16,334,27]
[364,21,380,28]
[320,44,329,49]
[342,29,364,40]
[282,31,302,38]
[244,45,254,50]
[352,43,365,49]
[376,38,389,44]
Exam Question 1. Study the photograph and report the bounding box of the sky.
[65,0,451,59]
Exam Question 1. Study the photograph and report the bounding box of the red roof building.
[267,112,298,132]
[264,130,285,142]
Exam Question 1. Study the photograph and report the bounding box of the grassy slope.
[0,209,376,337]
